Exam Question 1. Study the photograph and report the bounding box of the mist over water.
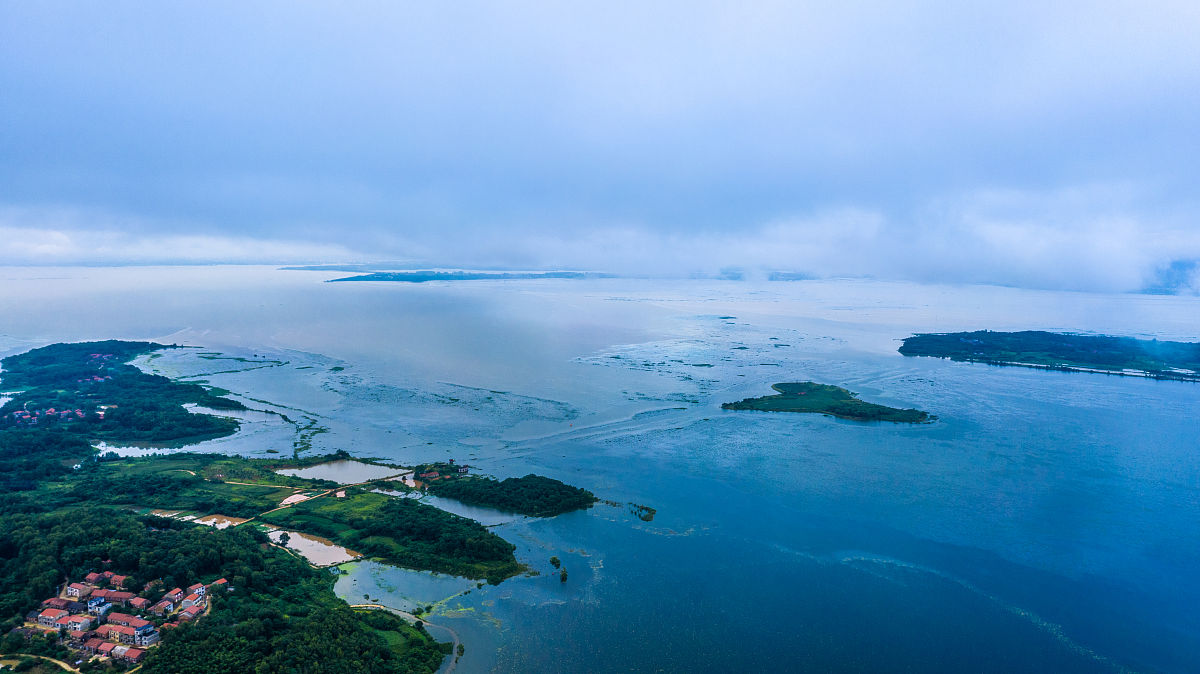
[2,266,1198,672]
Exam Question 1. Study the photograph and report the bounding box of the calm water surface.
[1,266,1198,673]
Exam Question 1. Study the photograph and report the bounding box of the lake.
[1,265,1197,673]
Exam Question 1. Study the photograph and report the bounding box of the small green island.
[722,382,932,423]
[899,330,1200,381]
[0,340,601,673]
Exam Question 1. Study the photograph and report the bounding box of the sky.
[2,1,1199,292]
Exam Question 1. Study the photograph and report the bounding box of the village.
[20,570,229,666]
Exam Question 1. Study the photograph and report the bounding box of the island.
[328,271,611,283]
[898,330,1200,381]
[0,341,602,673]
[722,382,932,423]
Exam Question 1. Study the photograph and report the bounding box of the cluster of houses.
[8,407,87,424]
[25,571,229,665]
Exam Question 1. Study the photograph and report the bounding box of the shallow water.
[276,459,405,484]
[267,530,360,566]
[1,266,1198,673]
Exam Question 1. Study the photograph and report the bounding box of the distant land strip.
[899,330,1200,381]
[327,271,616,283]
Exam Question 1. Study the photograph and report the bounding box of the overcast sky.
[2,1,1199,291]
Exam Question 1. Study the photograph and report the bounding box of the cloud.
[0,2,1198,292]
[0,207,359,265]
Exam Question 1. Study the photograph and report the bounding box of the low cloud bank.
[2,190,1197,294]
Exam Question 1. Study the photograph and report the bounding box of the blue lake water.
[1,266,1198,672]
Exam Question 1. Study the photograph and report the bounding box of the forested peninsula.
[899,330,1200,380]
[0,341,600,673]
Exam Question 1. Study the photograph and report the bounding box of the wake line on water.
[765,542,1136,673]
[837,553,1138,674]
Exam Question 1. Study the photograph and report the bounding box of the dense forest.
[0,340,244,444]
[0,509,448,673]
[426,473,598,517]
[899,330,1200,379]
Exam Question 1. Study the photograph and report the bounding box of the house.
[106,612,152,632]
[109,574,129,588]
[129,597,151,611]
[42,597,70,610]
[37,608,68,627]
[163,588,184,602]
[150,600,174,616]
[66,615,93,631]
[97,624,137,644]
[87,597,113,616]
[181,593,202,608]
[97,642,116,657]
[123,647,147,663]
[81,638,106,654]
[208,578,229,592]
[178,605,202,621]
[84,572,103,584]
[54,615,72,629]
[187,582,206,597]
[134,630,160,647]
[66,582,92,599]
[105,591,136,605]
[457,466,469,473]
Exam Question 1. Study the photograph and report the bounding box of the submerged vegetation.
[722,382,931,423]
[899,330,1200,380]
